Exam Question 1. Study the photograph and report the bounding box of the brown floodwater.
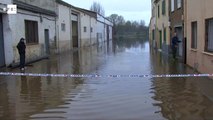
[0,40,213,120]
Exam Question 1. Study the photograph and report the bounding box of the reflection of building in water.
[73,51,80,74]
[152,77,213,120]
[150,50,213,120]
[0,74,82,119]
[0,39,114,120]
[0,77,16,120]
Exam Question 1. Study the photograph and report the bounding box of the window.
[84,26,87,32]
[205,18,213,52]
[162,0,166,15]
[171,0,174,12]
[152,30,155,40]
[152,7,155,17]
[191,22,197,49]
[158,5,160,18]
[163,28,166,42]
[177,0,181,8]
[90,27,93,33]
[25,20,38,44]
[159,30,162,48]
[61,23,66,31]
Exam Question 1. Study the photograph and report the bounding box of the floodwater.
[0,39,213,120]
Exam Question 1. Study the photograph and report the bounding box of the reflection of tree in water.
[114,37,148,49]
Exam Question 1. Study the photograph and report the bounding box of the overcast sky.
[63,0,151,26]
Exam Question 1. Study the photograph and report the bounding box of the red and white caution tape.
[0,72,212,78]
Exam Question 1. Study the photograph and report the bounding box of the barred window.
[164,28,166,42]
[205,18,213,52]
[25,20,38,44]
[84,26,87,32]
[90,27,93,33]
[162,0,166,15]
[61,23,66,31]
[191,22,197,49]
[158,5,160,18]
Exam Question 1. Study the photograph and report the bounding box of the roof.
[13,0,57,16]
[74,7,97,18]
[56,0,73,8]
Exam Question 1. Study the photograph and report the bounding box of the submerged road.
[0,40,213,120]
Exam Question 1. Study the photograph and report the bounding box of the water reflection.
[0,41,113,120]
[150,48,213,120]
[0,39,213,120]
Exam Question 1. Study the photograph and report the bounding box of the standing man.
[171,32,181,59]
[17,38,26,70]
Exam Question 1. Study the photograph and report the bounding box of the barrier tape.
[0,72,213,78]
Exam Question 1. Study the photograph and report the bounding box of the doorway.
[159,30,162,49]
[0,14,5,67]
[72,13,79,48]
[45,29,50,55]
[175,27,183,57]
[72,21,78,48]
[107,25,110,50]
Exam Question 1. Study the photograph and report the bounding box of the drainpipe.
[90,16,91,46]
[184,0,187,64]
[78,13,81,48]
[56,6,59,54]
[69,7,72,50]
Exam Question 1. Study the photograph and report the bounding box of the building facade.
[149,0,157,49]
[56,0,72,52]
[151,0,170,54]
[184,0,213,74]
[150,0,213,74]
[76,8,97,47]
[0,0,12,67]
[169,0,186,63]
[71,7,113,48]
[0,0,57,67]
[97,14,113,46]
[0,0,113,67]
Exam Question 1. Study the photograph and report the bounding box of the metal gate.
[0,14,5,67]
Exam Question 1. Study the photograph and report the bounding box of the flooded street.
[1,40,213,120]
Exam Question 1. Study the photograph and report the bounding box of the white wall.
[90,17,97,45]
[14,9,55,45]
[1,0,16,65]
[3,14,14,65]
[15,0,56,12]
[97,21,105,43]
[105,19,113,40]
[97,14,105,43]
[3,8,56,65]
[97,14,113,42]
[57,4,72,52]
[80,13,91,47]
[109,26,113,40]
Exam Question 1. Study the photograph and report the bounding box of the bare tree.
[90,1,105,16]
[107,14,125,25]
